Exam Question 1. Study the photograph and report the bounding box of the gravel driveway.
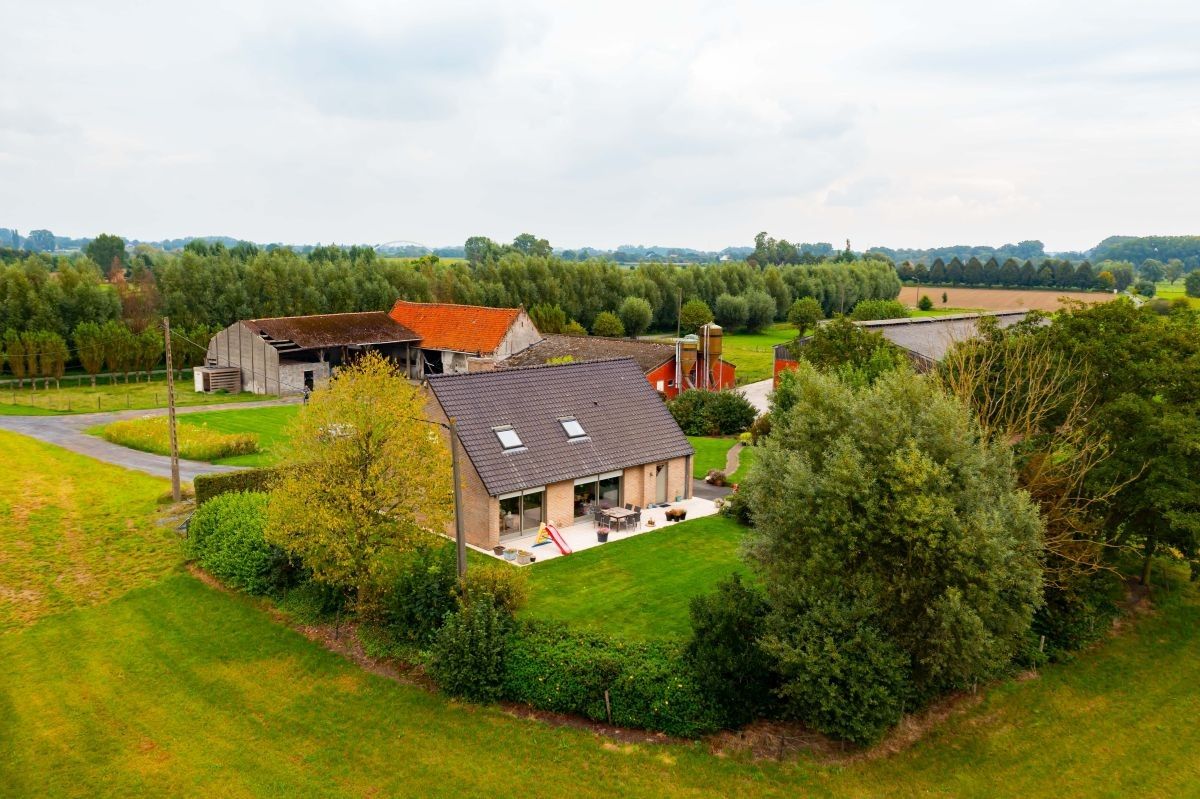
[0,400,296,482]
[738,378,773,416]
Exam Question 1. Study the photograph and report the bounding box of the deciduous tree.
[266,352,453,605]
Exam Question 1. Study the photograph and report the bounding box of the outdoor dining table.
[602,507,635,529]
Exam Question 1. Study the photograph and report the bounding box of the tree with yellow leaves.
[266,351,453,607]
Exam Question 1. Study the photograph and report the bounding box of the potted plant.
[597,527,610,543]
[503,549,518,562]
[517,550,532,565]
[493,545,506,556]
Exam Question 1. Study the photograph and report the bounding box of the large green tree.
[744,365,1043,742]
[85,233,127,272]
[266,352,453,605]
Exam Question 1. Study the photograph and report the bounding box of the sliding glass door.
[499,487,545,539]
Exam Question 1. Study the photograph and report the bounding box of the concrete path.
[0,399,298,482]
[738,378,773,416]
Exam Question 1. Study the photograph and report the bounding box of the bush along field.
[97,415,259,462]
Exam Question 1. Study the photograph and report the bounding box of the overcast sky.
[1,0,1198,251]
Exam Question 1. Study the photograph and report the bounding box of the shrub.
[1030,574,1122,662]
[679,299,714,333]
[461,564,529,616]
[1186,270,1200,298]
[918,294,934,311]
[428,600,510,702]
[714,293,749,330]
[667,389,757,436]
[787,297,823,333]
[562,320,588,336]
[187,491,291,594]
[749,413,772,445]
[502,622,720,737]
[744,290,777,333]
[850,298,909,321]
[383,539,459,645]
[762,600,911,746]
[617,296,654,338]
[194,468,280,505]
[100,416,258,462]
[686,574,777,726]
[1133,278,1157,297]
[529,303,567,334]
[591,311,625,337]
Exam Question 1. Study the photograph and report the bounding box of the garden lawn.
[521,514,747,639]
[687,435,736,478]
[0,375,271,415]
[178,405,299,466]
[729,444,757,483]
[5,431,1200,797]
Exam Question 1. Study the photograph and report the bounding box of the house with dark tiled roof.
[201,311,421,395]
[426,359,695,549]
[496,331,736,398]
[389,300,541,375]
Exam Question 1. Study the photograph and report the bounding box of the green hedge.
[501,621,721,738]
[194,468,280,505]
[187,491,292,595]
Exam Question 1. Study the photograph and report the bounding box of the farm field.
[711,325,796,384]
[4,430,1200,796]
[0,375,270,415]
[896,285,1117,312]
[1155,281,1200,308]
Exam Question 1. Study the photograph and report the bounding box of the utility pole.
[163,317,181,502]
[449,417,466,578]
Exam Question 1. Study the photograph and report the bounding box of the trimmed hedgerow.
[194,467,280,505]
[382,540,460,645]
[428,600,510,702]
[187,491,291,595]
[501,621,721,738]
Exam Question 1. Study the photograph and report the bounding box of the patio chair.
[593,507,606,528]
[624,503,633,511]
[630,507,642,530]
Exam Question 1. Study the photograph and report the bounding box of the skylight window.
[494,426,524,451]
[560,417,587,439]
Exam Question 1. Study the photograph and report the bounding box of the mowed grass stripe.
[0,430,181,630]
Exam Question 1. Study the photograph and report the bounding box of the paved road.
[0,399,297,482]
[738,378,773,416]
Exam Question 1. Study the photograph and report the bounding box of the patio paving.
[489,496,720,564]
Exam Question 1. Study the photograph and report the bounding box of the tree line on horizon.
[0,234,901,380]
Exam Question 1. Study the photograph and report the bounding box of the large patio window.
[573,471,623,520]
[500,487,545,539]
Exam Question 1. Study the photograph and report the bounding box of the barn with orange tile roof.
[389,300,542,375]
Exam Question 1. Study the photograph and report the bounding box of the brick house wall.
[424,389,501,550]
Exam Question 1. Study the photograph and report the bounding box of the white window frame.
[559,417,587,440]
[493,426,524,451]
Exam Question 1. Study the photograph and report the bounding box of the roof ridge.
[390,299,521,315]
[427,356,641,380]
[248,310,396,323]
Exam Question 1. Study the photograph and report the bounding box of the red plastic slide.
[543,523,573,556]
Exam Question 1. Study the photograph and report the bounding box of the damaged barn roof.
[246,312,420,350]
